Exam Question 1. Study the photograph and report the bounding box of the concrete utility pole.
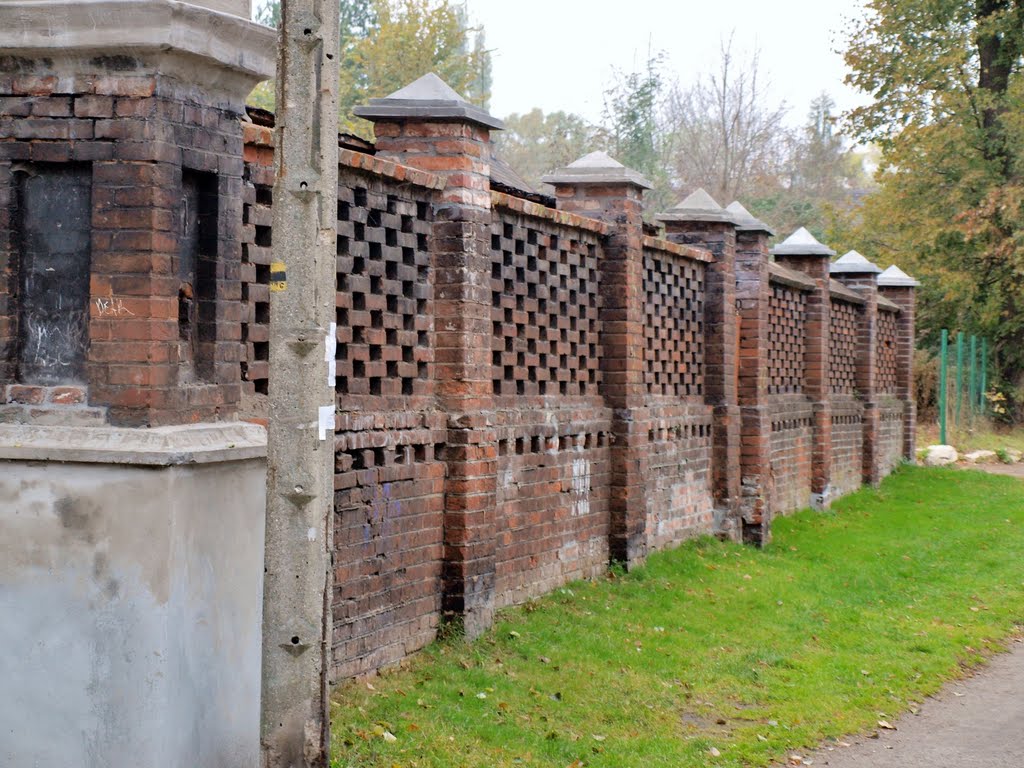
[261,0,340,765]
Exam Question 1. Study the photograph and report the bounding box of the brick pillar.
[832,250,883,485]
[726,202,774,543]
[355,73,503,637]
[657,190,740,538]
[0,1,274,426]
[771,227,836,508]
[541,151,652,564]
[879,265,920,460]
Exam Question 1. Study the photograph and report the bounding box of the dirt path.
[968,462,1024,479]
[791,638,1024,767]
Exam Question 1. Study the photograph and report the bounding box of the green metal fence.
[938,330,990,444]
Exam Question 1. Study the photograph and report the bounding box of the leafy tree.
[756,93,870,239]
[601,53,676,214]
[341,0,489,135]
[494,109,597,189]
[249,0,490,138]
[839,0,1024,412]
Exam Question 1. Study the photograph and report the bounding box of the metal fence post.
[980,337,988,412]
[969,335,977,420]
[955,332,964,429]
[939,329,948,444]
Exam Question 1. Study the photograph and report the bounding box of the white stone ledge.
[0,421,267,465]
[0,0,275,85]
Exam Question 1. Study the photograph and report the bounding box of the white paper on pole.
[318,405,335,441]
[325,322,337,387]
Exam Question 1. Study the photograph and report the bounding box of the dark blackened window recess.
[178,170,219,382]
[16,163,92,385]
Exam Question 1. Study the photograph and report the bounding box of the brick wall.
[765,276,814,513]
[877,401,905,479]
[1,87,917,682]
[828,296,865,495]
[0,64,246,426]
[489,202,612,608]
[640,242,715,548]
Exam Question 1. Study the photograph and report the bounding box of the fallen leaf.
[708,746,721,757]
[382,731,397,743]
[592,734,606,741]
[878,720,896,730]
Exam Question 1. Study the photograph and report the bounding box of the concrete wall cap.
[0,1,275,84]
[878,264,921,287]
[353,72,504,130]
[768,261,816,291]
[726,200,774,235]
[770,226,836,257]
[829,278,866,305]
[541,150,653,189]
[655,188,734,223]
[831,249,882,275]
[0,421,268,465]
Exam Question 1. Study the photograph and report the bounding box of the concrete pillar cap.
[878,264,921,287]
[831,249,882,275]
[0,0,275,86]
[725,201,774,235]
[541,150,652,189]
[353,72,504,130]
[771,227,836,257]
[655,188,733,224]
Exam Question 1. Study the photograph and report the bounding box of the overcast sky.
[462,0,870,127]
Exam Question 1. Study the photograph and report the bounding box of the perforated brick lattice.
[240,167,273,396]
[490,214,602,397]
[336,183,433,399]
[642,248,705,397]
[766,283,807,395]
[828,299,860,395]
[877,308,899,393]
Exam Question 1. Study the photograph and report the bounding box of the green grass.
[918,422,1024,454]
[331,466,1024,767]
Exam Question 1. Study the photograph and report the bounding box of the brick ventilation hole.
[240,171,272,396]
[642,248,705,397]
[335,187,433,400]
[828,299,860,395]
[766,283,807,395]
[489,215,602,398]
[877,309,899,394]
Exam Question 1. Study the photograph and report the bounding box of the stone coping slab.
[0,421,267,465]
[1,0,275,89]
[642,235,714,263]
[768,261,816,291]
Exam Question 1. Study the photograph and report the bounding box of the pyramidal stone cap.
[878,264,921,287]
[771,227,836,257]
[831,249,882,275]
[540,151,653,189]
[726,201,774,235]
[353,72,504,130]
[655,188,733,223]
